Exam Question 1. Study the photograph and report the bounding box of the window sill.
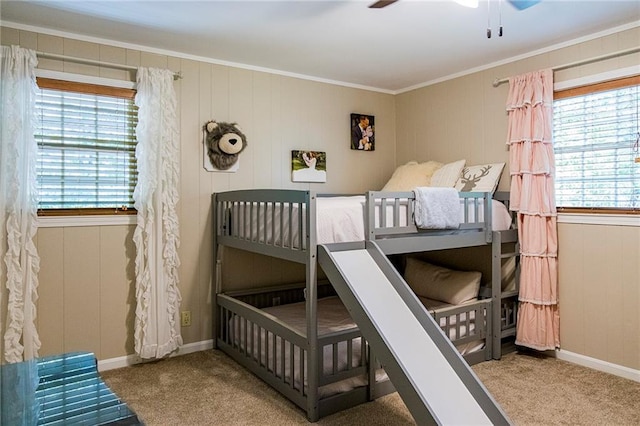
[38,215,137,228]
[558,213,640,227]
[37,213,637,228]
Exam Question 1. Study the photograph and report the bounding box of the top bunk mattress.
[317,195,512,244]
[226,194,513,245]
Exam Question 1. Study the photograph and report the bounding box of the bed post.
[491,230,502,359]
[484,192,493,243]
[212,193,222,350]
[365,191,374,241]
[305,191,320,422]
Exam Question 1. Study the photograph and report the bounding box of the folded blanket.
[413,187,460,229]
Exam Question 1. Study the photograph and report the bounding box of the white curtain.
[133,67,183,359]
[0,46,41,363]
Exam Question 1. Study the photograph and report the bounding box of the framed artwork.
[291,150,326,183]
[350,113,375,151]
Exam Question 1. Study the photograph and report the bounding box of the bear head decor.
[203,120,247,170]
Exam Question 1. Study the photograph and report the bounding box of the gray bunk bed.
[212,189,519,422]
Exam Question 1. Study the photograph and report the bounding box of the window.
[553,75,639,211]
[35,78,138,214]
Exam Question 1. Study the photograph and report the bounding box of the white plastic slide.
[318,241,510,426]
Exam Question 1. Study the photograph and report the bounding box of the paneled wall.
[395,26,640,371]
[1,27,396,362]
[558,223,639,370]
[2,24,639,373]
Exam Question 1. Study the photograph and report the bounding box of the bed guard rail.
[217,293,371,406]
[431,299,491,345]
[365,191,494,242]
[213,189,315,264]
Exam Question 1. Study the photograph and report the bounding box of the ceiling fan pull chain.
[499,0,504,37]
[487,0,492,38]
[634,86,640,163]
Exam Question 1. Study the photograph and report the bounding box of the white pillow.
[430,159,466,187]
[404,257,481,305]
[455,163,505,193]
[382,161,443,191]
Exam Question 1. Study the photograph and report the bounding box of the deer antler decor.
[458,165,492,191]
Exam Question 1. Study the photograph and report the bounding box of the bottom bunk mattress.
[263,295,489,356]
[229,296,386,399]
[228,294,488,399]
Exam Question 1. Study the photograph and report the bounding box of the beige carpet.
[101,349,640,425]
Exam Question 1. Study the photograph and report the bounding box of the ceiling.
[1,1,639,93]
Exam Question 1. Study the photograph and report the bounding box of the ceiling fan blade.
[507,0,542,10]
[369,0,399,9]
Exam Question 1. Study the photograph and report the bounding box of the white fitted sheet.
[231,195,512,246]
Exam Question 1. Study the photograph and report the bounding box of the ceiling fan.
[369,0,542,38]
[369,1,541,10]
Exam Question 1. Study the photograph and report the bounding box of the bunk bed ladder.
[318,241,510,426]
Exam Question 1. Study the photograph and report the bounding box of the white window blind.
[553,78,639,209]
[35,79,138,211]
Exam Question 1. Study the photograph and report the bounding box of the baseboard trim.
[98,343,640,383]
[97,340,214,372]
[555,349,640,383]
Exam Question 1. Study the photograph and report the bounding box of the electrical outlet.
[181,311,191,327]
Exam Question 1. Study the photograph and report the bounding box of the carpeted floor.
[101,349,640,425]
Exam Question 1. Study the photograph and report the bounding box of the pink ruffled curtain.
[506,69,560,350]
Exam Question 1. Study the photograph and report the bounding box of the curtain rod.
[492,46,640,87]
[36,51,183,80]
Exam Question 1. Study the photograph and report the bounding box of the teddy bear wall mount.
[203,120,247,172]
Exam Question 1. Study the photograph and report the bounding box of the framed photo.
[291,150,326,183]
[350,113,375,151]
